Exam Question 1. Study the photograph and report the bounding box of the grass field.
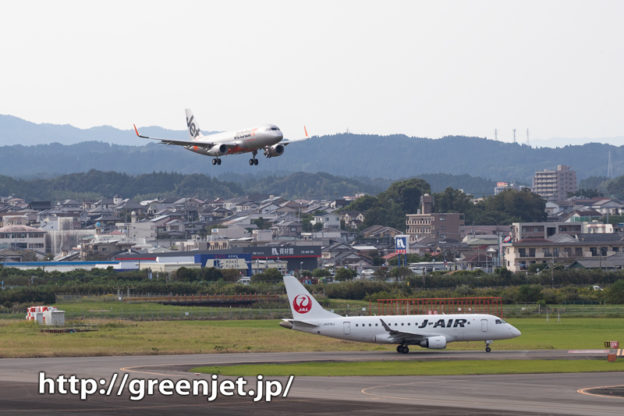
[0,317,622,358]
[3,296,624,320]
[192,359,624,377]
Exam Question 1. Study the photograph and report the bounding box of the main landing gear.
[396,344,409,354]
[485,340,493,353]
[212,158,222,165]
[249,150,259,166]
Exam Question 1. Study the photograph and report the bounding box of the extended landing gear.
[249,150,259,166]
[485,340,493,353]
[396,344,409,354]
[212,158,222,165]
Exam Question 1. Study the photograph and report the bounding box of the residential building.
[0,225,46,252]
[406,195,464,243]
[510,221,612,242]
[532,165,577,201]
[504,233,624,272]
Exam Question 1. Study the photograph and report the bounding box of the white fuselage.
[185,124,283,156]
[289,313,520,345]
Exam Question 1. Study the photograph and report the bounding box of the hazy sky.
[1,1,623,143]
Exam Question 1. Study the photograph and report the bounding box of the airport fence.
[2,302,623,321]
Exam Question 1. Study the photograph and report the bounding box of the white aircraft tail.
[184,108,202,139]
[283,275,341,320]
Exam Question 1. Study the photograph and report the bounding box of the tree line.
[343,178,546,228]
[2,266,624,310]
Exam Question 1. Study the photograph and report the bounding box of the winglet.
[304,126,309,138]
[133,124,149,139]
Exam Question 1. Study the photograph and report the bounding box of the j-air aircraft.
[280,275,521,353]
[134,109,310,166]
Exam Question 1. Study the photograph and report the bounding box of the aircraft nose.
[509,325,521,337]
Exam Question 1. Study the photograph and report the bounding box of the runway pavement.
[0,350,622,415]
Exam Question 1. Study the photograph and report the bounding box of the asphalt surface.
[0,350,622,415]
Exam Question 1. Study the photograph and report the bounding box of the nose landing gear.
[485,340,493,353]
[212,158,221,165]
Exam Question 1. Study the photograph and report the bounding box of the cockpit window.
[270,127,280,131]
[495,319,506,324]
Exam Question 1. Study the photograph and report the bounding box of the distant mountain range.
[0,114,193,146]
[1,114,622,183]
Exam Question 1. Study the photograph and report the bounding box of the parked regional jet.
[133,109,310,166]
[280,275,521,353]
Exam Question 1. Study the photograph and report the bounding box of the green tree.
[200,267,223,281]
[334,268,357,281]
[516,284,543,302]
[220,269,241,282]
[606,279,624,304]
[251,268,282,284]
[174,267,199,282]
[312,268,331,278]
[373,266,389,281]
[434,187,473,214]
[379,178,431,213]
[388,266,414,281]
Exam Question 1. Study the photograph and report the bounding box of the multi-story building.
[504,233,624,272]
[504,221,620,271]
[406,194,464,243]
[532,165,577,201]
[0,225,47,252]
[511,221,612,242]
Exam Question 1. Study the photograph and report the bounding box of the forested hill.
[0,130,621,182]
[0,171,498,201]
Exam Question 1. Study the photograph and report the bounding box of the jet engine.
[264,144,285,158]
[207,144,228,156]
[419,335,447,349]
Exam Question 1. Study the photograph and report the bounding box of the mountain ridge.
[1,115,621,182]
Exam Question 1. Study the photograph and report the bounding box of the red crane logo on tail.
[293,294,312,314]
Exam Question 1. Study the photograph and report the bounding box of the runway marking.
[120,364,202,378]
[360,379,485,407]
[577,384,624,400]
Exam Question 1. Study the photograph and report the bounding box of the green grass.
[192,359,624,377]
[0,317,622,358]
[4,297,624,321]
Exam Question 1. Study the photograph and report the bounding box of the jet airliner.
[133,109,310,166]
[280,275,521,353]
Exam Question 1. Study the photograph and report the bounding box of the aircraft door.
[481,319,488,332]
[343,321,351,335]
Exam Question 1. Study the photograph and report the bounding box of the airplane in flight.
[133,109,310,166]
[280,275,521,353]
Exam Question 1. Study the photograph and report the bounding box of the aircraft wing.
[379,318,427,344]
[282,126,312,145]
[133,124,215,147]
